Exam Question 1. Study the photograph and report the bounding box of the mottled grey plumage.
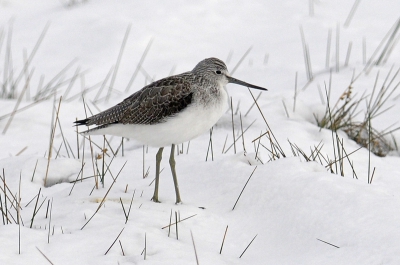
[75,58,231,130]
[75,57,267,204]
[76,76,193,127]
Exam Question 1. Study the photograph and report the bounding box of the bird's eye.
[215,70,222,75]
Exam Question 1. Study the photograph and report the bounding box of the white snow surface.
[1,0,400,264]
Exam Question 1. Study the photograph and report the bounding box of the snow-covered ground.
[1,0,400,264]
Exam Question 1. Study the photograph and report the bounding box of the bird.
[75,57,267,204]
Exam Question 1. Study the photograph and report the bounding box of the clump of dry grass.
[316,68,400,157]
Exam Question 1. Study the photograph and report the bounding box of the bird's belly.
[94,100,228,147]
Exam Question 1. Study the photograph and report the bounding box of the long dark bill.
[227,76,267,91]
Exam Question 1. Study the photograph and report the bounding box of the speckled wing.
[76,75,193,127]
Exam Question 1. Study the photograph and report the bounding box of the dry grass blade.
[44,96,62,186]
[47,198,53,243]
[299,26,313,81]
[230,46,252,75]
[206,128,214,161]
[2,168,8,224]
[30,188,41,228]
[2,69,34,134]
[168,209,173,237]
[15,146,28,156]
[240,113,246,154]
[0,173,20,214]
[93,66,114,103]
[190,230,200,265]
[162,213,197,229]
[293,72,298,112]
[82,98,99,189]
[363,37,367,64]
[336,23,340,72]
[125,38,154,93]
[337,136,359,179]
[57,117,75,158]
[345,42,352,67]
[245,91,261,117]
[367,112,372,183]
[125,190,135,224]
[0,97,49,121]
[144,233,147,260]
[287,140,311,161]
[324,146,362,170]
[344,0,361,28]
[230,97,236,154]
[64,80,102,102]
[326,28,332,69]
[224,119,256,154]
[364,19,400,72]
[103,136,117,157]
[2,22,13,99]
[175,211,179,240]
[35,59,78,100]
[376,18,400,65]
[104,227,125,255]
[106,24,131,102]
[68,163,85,196]
[239,234,258,258]
[12,23,50,94]
[232,166,257,210]
[282,100,289,118]
[369,167,376,184]
[247,88,286,157]
[81,161,127,230]
[316,238,340,248]
[119,240,125,256]
[18,173,21,254]
[219,225,229,254]
[254,131,263,163]
[36,247,55,265]
[62,66,81,99]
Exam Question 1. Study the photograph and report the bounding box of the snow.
[1,0,400,264]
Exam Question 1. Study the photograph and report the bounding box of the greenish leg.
[169,144,182,204]
[151,147,164,203]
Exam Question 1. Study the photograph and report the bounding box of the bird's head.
[192,57,267,91]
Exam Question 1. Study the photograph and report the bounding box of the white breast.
[86,85,229,147]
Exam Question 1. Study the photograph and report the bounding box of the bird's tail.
[74,118,90,126]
